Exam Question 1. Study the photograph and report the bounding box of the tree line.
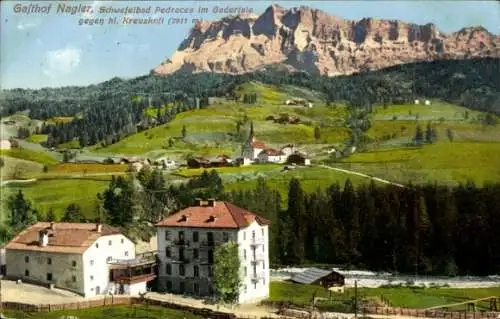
[3,168,499,276]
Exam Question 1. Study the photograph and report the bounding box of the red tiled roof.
[4,222,121,254]
[156,201,270,229]
[260,148,283,156]
[251,140,266,149]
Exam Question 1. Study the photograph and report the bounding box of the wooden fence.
[0,296,238,318]
[362,306,500,319]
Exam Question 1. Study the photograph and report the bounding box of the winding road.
[318,164,405,188]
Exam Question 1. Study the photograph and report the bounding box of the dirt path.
[318,164,405,188]
[146,292,282,318]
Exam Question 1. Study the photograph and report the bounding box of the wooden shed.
[291,267,345,289]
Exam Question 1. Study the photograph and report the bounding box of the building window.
[263,277,266,285]
[95,243,99,248]
[254,283,257,290]
[124,251,129,257]
[194,265,199,277]
[166,280,172,291]
[261,228,264,236]
[108,240,112,246]
[207,232,213,244]
[166,264,171,275]
[121,238,124,244]
[165,230,170,241]
[244,285,247,293]
[194,283,200,294]
[25,270,29,277]
[262,245,265,253]
[90,275,94,281]
[166,247,171,258]
[263,262,265,270]
[72,276,76,282]
[244,267,247,276]
[208,250,214,263]
[178,231,184,241]
[252,230,255,239]
[90,260,94,266]
[193,248,198,260]
[72,261,77,267]
[208,267,213,277]
[179,264,185,276]
[243,249,246,260]
[179,281,185,293]
[47,258,52,265]
[46,273,53,281]
[25,256,29,263]
[223,232,229,242]
[193,231,199,242]
[243,232,246,240]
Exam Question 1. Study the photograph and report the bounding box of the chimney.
[49,222,55,230]
[96,223,102,233]
[38,230,49,247]
[207,199,216,207]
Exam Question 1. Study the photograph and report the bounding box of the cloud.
[17,22,37,30]
[43,46,82,77]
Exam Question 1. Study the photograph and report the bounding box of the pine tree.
[314,126,321,140]
[415,124,424,144]
[7,190,37,230]
[181,124,187,138]
[61,203,85,222]
[286,178,306,264]
[46,207,56,222]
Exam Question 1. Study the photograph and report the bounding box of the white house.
[156,157,176,169]
[0,140,11,150]
[257,148,285,163]
[425,100,431,106]
[4,222,156,297]
[156,199,271,304]
[280,144,296,157]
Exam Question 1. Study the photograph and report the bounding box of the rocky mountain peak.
[153,4,500,76]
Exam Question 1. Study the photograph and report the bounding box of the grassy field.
[26,134,48,144]
[269,281,500,311]
[0,156,44,179]
[338,141,500,186]
[4,304,201,319]
[92,82,347,157]
[224,166,379,203]
[0,148,58,166]
[176,163,281,177]
[2,177,111,219]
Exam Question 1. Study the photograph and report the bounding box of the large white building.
[4,222,156,297]
[156,200,270,304]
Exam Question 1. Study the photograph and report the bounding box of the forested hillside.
[0,58,498,149]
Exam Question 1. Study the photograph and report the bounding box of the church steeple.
[248,121,255,140]
[248,121,254,142]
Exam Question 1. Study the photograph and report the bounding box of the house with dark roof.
[155,199,271,304]
[4,222,156,298]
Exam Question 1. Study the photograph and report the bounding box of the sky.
[1,0,498,89]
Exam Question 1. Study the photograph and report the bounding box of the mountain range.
[153,4,500,76]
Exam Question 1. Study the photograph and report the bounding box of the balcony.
[199,258,214,265]
[173,239,190,247]
[250,272,265,283]
[165,256,190,264]
[251,253,265,264]
[200,240,215,248]
[250,237,265,247]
